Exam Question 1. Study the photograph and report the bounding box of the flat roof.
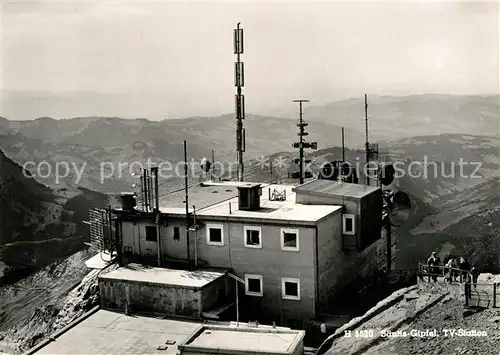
[180,325,305,354]
[293,179,380,199]
[161,183,342,223]
[159,182,238,210]
[31,309,201,355]
[99,264,227,289]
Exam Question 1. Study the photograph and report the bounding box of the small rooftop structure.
[98,264,231,319]
[178,324,305,355]
[293,179,380,200]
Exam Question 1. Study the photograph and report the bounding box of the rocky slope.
[318,274,500,355]
[0,250,106,354]
[0,148,109,283]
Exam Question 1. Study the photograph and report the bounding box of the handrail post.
[494,283,497,308]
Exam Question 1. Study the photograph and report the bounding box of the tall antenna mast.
[234,23,245,182]
[292,99,317,184]
[364,94,370,186]
[184,140,191,267]
[341,126,345,162]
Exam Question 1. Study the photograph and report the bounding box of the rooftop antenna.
[292,99,317,184]
[364,94,370,186]
[184,140,191,267]
[151,166,161,266]
[234,22,245,182]
[143,169,149,212]
[341,126,345,162]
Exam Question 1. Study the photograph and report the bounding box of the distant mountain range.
[1,94,498,193]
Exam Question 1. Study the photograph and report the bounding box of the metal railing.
[465,282,499,308]
[417,262,472,282]
[417,262,499,308]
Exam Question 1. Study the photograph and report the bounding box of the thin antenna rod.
[147,173,153,211]
[211,150,215,181]
[141,170,146,211]
[341,126,345,162]
[299,101,305,184]
[364,94,370,186]
[292,99,316,184]
[184,140,191,267]
[152,166,161,266]
[234,22,245,182]
[143,169,148,212]
[270,158,273,183]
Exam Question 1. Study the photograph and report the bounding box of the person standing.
[459,257,471,283]
[427,252,440,282]
[470,265,480,288]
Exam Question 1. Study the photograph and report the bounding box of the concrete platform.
[178,324,305,355]
[31,310,202,354]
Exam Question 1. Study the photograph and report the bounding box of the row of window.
[206,224,299,251]
[245,274,301,300]
[145,214,354,247]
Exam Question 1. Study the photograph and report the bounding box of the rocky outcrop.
[319,274,500,355]
[0,251,105,354]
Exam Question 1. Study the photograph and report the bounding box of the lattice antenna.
[234,23,245,181]
[292,100,317,184]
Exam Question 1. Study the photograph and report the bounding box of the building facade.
[112,180,388,330]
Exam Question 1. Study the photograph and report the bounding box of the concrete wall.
[294,193,359,251]
[119,218,317,329]
[359,191,382,250]
[120,221,160,260]
[196,220,317,330]
[99,278,202,318]
[201,277,232,312]
[316,213,343,310]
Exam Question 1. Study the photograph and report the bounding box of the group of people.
[426,251,480,287]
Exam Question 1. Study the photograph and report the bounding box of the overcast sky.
[1,0,499,119]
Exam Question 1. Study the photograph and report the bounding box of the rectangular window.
[343,214,355,235]
[244,226,262,248]
[245,274,263,297]
[206,223,224,246]
[173,226,180,240]
[281,277,300,300]
[281,228,299,251]
[145,226,157,242]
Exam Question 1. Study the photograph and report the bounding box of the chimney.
[120,192,137,211]
[237,183,262,211]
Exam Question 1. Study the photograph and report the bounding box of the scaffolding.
[88,208,111,254]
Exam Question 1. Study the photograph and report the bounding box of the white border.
[281,277,301,300]
[280,228,299,251]
[243,226,262,249]
[342,214,355,235]
[245,274,263,297]
[206,223,224,246]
